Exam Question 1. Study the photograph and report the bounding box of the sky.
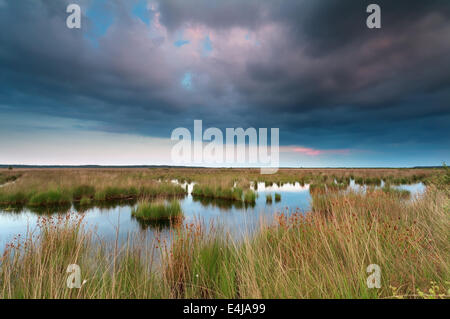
[0,0,449,167]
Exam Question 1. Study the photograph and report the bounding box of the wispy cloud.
[281,146,351,156]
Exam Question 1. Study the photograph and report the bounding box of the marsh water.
[0,181,426,250]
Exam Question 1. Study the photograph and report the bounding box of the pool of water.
[0,181,426,250]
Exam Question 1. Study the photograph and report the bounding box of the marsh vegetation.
[0,167,448,298]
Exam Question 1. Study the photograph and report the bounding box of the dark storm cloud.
[0,0,449,158]
[157,0,265,31]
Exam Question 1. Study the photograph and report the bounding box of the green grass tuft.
[243,190,257,204]
[132,200,183,221]
[274,193,281,202]
[80,196,92,206]
[28,190,71,207]
[72,185,96,200]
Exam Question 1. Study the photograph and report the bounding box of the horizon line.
[0,164,444,169]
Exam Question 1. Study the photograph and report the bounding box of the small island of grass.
[131,199,183,222]
[274,193,281,202]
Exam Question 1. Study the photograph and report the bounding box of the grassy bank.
[0,167,440,205]
[192,184,243,201]
[191,184,258,205]
[0,173,186,207]
[1,180,448,298]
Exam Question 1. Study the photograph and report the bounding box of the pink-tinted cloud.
[281,146,351,156]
